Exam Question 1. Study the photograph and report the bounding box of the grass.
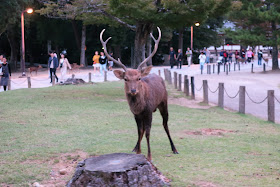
[0,82,280,186]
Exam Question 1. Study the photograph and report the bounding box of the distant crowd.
[169,47,265,71]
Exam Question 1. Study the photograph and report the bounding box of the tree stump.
[67,153,170,187]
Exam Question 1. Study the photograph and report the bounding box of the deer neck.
[126,86,146,115]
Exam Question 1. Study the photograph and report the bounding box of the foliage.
[0,83,280,186]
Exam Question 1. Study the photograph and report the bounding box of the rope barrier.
[30,77,50,81]
[208,85,219,93]
[245,91,268,104]
[274,96,280,104]
[11,79,27,85]
[194,84,203,91]
[224,88,240,99]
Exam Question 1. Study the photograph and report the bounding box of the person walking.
[228,51,233,63]
[92,51,100,75]
[99,52,107,76]
[241,49,246,63]
[48,50,59,83]
[235,50,239,63]
[258,50,263,65]
[169,47,176,69]
[246,48,253,63]
[185,47,192,67]
[176,49,183,69]
[205,48,211,64]
[223,50,228,63]
[59,51,72,83]
[0,57,11,91]
[199,52,206,74]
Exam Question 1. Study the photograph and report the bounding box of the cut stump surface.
[67,153,170,187]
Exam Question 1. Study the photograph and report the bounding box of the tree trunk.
[80,25,86,66]
[271,21,279,70]
[114,45,121,60]
[6,27,18,71]
[178,28,183,51]
[71,20,81,50]
[146,36,152,66]
[133,23,153,69]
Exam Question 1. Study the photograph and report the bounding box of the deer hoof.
[173,150,179,154]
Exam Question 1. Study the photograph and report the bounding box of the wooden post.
[184,75,189,96]
[72,74,75,79]
[263,63,266,72]
[218,83,224,108]
[52,75,55,86]
[89,72,92,82]
[213,64,215,74]
[224,63,226,72]
[226,64,228,75]
[238,62,240,71]
[168,70,172,85]
[158,70,161,77]
[27,77,31,88]
[203,80,208,104]
[8,79,11,90]
[267,90,275,123]
[209,65,211,74]
[229,63,231,72]
[174,72,177,89]
[178,74,182,91]
[104,71,107,82]
[251,64,254,73]
[218,63,220,75]
[191,76,195,99]
[234,63,236,71]
[201,66,203,74]
[239,86,246,114]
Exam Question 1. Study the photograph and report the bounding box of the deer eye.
[124,78,128,81]
[138,78,141,81]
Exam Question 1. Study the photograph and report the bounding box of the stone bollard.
[174,72,177,89]
[184,75,189,96]
[263,63,266,72]
[158,70,161,77]
[218,83,224,108]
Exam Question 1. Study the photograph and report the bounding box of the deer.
[29,65,42,76]
[100,27,178,161]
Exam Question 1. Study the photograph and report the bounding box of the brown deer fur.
[114,67,178,161]
[29,65,42,76]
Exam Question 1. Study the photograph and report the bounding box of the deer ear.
[141,66,153,77]
[113,70,125,79]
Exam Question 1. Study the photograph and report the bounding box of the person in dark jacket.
[0,57,11,91]
[48,50,59,83]
[258,50,263,65]
[176,49,183,69]
[99,52,107,76]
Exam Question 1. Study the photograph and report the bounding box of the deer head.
[100,27,161,96]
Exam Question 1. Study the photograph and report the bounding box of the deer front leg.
[132,115,144,154]
[144,113,153,161]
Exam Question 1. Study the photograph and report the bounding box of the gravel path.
[1,59,279,123]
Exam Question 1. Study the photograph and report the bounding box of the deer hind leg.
[158,102,179,154]
[132,116,144,154]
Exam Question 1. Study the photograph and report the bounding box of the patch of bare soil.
[183,128,236,137]
[193,181,220,187]
[30,150,89,187]
[168,97,213,109]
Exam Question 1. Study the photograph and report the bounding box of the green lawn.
[0,82,280,186]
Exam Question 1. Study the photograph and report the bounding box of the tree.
[227,0,280,70]
[39,0,229,68]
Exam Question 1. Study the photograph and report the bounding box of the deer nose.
[131,89,136,93]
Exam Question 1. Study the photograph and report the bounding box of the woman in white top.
[59,51,72,83]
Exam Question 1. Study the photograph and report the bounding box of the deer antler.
[100,29,127,71]
[137,27,161,70]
